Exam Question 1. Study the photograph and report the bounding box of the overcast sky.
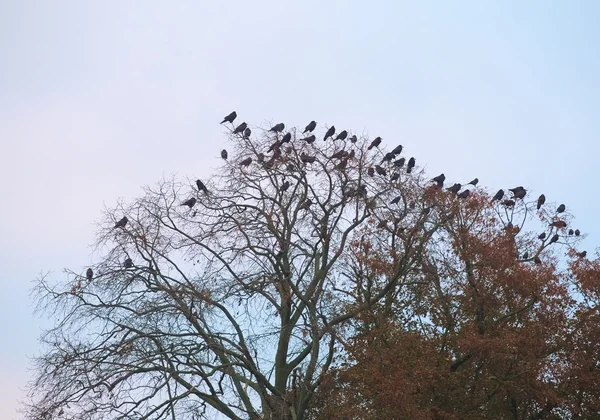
[1,1,599,418]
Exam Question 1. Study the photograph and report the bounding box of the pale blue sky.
[1,1,599,418]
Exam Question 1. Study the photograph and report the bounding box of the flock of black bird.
[83,111,587,281]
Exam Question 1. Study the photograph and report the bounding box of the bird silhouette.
[550,234,560,244]
[269,123,285,133]
[335,159,348,170]
[350,135,358,143]
[522,251,529,259]
[240,157,253,167]
[390,172,400,181]
[576,251,587,258]
[299,199,313,210]
[492,189,504,201]
[557,204,566,213]
[324,126,336,141]
[114,216,128,229]
[280,180,290,192]
[568,229,574,235]
[447,183,461,194]
[390,196,402,205]
[86,268,93,281]
[501,199,515,207]
[367,167,375,177]
[394,158,405,168]
[537,194,545,210]
[538,232,546,240]
[233,122,247,134]
[267,141,281,153]
[534,256,542,264]
[549,220,567,229]
[281,132,292,143]
[375,165,387,176]
[509,186,527,199]
[196,179,208,194]
[301,153,316,164]
[221,149,228,160]
[575,229,581,236]
[331,150,348,160]
[406,157,416,173]
[335,130,348,141]
[243,127,251,139]
[391,145,403,155]
[432,174,445,185]
[303,121,316,134]
[381,152,396,163]
[182,197,197,208]
[367,137,382,150]
[301,135,316,144]
[124,258,133,268]
[468,178,479,186]
[457,190,470,199]
[221,111,236,124]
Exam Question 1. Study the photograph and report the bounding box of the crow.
[502,199,515,207]
[537,194,545,210]
[550,234,560,244]
[390,196,401,205]
[368,137,382,150]
[233,122,247,134]
[331,150,348,160]
[534,256,542,264]
[335,130,348,141]
[124,258,133,268]
[381,152,396,163]
[390,172,400,181]
[301,153,316,164]
[375,165,387,176]
[568,229,574,235]
[457,189,470,199]
[367,167,375,177]
[557,204,566,213]
[280,180,290,192]
[269,123,285,133]
[335,158,348,171]
[377,220,388,229]
[510,186,527,199]
[299,199,313,210]
[286,163,295,171]
[221,111,236,124]
[240,157,253,167]
[549,220,567,229]
[221,149,228,160]
[432,174,446,185]
[281,132,292,143]
[301,135,316,144]
[522,251,529,260]
[575,229,581,236]
[267,141,281,153]
[447,183,461,194]
[492,189,504,201]
[350,135,358,143]
[182,197,197,208]
[538,232,547,240]
[303,120,316,134]
[468,178,479,186]
[394,157,406,168]
[324,126,336,141]
[196,179,208,194]
[576,251,587,258]
[86,268,93,281]
[391,144,403,155]
[115,216,128,229]
[406,157,415,173]
[243,127,251,139]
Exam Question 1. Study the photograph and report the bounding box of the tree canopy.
[26,113,599,420]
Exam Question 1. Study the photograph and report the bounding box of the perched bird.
[240,157,253,167]
[301,135,316,144]
[182,197,197,208]
[394,158,406,168]
[568,229,574,235]
[348,149,355,159]
[281,132,292,143]
[510,186,527,199]
[324,126,336,141]
[390,196,401,205]
[447,183,461,194]
[196,179,208,194]
[377,220,388,229]
[576,251,587,258]
[233,122,247,134]
[114,216,128,229]
[492,189,504,201]
[86,268,93,281]
[367,167,375,177]
[549,220,567,229]
[538,232,547,240]
[534,256,542,264]
[350,135,358,143]
[557,204,566,213]
[335,130,348,141]
[303,120,316,134]
[267,140,281,153]
[124,258,133,268]
[375,165,387,176]
[269,123,285,133]
[335,158,348,171]
[381,152,396,163]
[537,194,546,210]
[243,127,251,139]
[221,149,228,160]
[221,111,236,124]
[390,172,400,182]
[432,173,446,185]
[280,180,290,192]
[406,157,415,173]
[522,251,529,259]
[299,199,313,210]
[331,150,348,160]
[286,163,295,171]
[300,153,316,164]
[550,234,560,244]
[391,144,403,155]
[457,189,471,199]
[468,178,479,186]
[575,229,581,236]
[367,137,382,150]
[501,199,515,207]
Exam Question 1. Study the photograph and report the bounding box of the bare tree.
[26,121,444,419]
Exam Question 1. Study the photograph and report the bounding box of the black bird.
[86,268,93,281]
[280,180,290,192]
[299,199,313,210]
[568,229,574,235]
[492,189,504,201]
[390,196,401,205]
[114,216,128,229]
[576,251,587,258]
[221,149,228,160]
[534,256,542,264]
[267,141,281,153]
[350,135,358,143]
[281,132,292,143]
[537,194,546,210]
[575,229,581,236]
[196,179,208,194]
[502,199,515,207]
[243,127,251,139]
[182,197,197,208]
[457,190,470,199]
[221,111,236,124]
[550,220,567,229]
[367,137,382,150]
[300,153,316,164]
[301,135,316,144]
[447,183,461,194]
[367,167,375,177]
[390,172,400,181]
[406,157,416,173]
[124,258,133,268]
[331,150,348,160]
[550,234,560,244]
[557,204,566,213]
[269,123,285,133]
[335,158,348,171]
[468,178,479,186]
[522,251,529,260]
[432,173,446,185]
[538,232,546,240]
[303,120,316,134]
[335,130,348,141]
[394,157,405,168]
[391,144,403,155]
[509,186,527,199]
[233,122,247,134]
[240,157,253,167]
[381,152,396,163]
[375,165,387,176]
[324,126,336,141]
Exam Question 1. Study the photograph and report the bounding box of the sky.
[1,1,599,418]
